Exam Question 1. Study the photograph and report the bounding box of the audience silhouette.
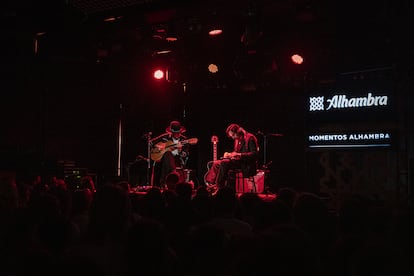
[0,172,413,276]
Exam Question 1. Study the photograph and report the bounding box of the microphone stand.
[262,133,271,194]
[263,133,267,167]
[257,131,283,194]
[256,131,269,171]
[143,132,152,187]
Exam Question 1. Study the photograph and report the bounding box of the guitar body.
[206,160,213,169]
[150,140,172,162]
[150,138,198,161]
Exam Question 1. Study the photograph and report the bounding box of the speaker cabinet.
[235,169,265,193]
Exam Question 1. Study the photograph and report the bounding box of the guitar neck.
[210,135,219,162]
[166,139,192,149]
[213,143,218,161]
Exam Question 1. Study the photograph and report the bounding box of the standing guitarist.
[150,120,191,187]
[204,123,259,193]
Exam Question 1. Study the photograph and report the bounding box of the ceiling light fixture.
[208,11,223,36]
[208,29,223,36]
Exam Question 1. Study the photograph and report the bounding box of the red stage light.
[153,69,165,80]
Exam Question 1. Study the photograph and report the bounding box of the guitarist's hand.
[223,151,241,160]
[176,141,183,150]
[171,141,183,156]
[156,143,166,151]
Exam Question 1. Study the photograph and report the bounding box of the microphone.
[269,133,283,137]
[262,161,273,169]
[142,132,152,139]
[136,155,149,161]
[256,130,283,137]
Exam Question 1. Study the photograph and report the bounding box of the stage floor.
[131,186,277,201]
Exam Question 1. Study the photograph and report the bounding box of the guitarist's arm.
[150,133,169,145]
[223,151,240,159]
[242,135,259,160]
[223,136,259,160]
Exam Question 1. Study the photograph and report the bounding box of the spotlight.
[155,50,172,55]
[208,29,223,36]
[151,23,178,42]
[291,54,304,65]
[153,69,165,80]
[208,63,219,73]
[207,11,223,36]
[165,36,178,42]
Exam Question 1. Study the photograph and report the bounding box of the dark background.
[1,0,413,202]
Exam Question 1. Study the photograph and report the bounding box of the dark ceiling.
[2,0,409,77]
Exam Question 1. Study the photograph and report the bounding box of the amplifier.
[235,169,265,193]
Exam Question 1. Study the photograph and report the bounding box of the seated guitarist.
[204,123,259,193]
[150,120,190,187]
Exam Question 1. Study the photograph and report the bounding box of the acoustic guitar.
[204,135,219,186]
[206,135,219,169]
[150,138,198,161]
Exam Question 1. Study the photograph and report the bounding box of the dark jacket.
[235,132,259,177]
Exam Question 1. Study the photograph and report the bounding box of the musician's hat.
[166,120,186,134]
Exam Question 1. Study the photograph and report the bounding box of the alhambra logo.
[309,93,388,111]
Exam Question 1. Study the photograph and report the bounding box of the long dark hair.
[226,123,244,137]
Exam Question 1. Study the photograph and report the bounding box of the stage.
[130,185,277,201]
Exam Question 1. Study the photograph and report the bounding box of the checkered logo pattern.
[309,96,324,111]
